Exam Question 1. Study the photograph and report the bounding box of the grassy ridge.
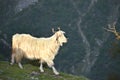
[0,61,89,80]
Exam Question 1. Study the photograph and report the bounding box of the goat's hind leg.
[10,52,23,69]
[18,62,23,69]
[10,53,15,65]
[16,56,23,69]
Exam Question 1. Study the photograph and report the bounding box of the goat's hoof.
[10,63,14,65]
[55,72,59,75]
[39,68,44,73]
[40,70,44,73]
[19,66,23,69]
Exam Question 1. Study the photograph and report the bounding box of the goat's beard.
[57,41,63,46]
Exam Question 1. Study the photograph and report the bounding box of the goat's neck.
[49,34,60,55]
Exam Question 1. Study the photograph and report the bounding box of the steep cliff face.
[0,0,120,80]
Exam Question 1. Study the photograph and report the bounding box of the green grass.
[0,61,89,80]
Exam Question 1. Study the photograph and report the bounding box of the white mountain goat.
[10,28,67,75]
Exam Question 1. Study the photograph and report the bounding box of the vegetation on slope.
[0,61,89,80]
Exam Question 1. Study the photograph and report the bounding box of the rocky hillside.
[0,61,89,80]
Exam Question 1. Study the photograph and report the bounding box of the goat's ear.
[55,32,60,41]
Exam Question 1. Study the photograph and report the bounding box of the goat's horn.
[58,27,60,30]
[52,28,55,33]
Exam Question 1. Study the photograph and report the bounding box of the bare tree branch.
[104,23,120,40]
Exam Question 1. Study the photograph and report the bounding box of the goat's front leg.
[47,60,59,75]
[39,60,44,72]
[51,66,59,75]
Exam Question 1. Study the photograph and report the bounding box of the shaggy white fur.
[10,29,67,75]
